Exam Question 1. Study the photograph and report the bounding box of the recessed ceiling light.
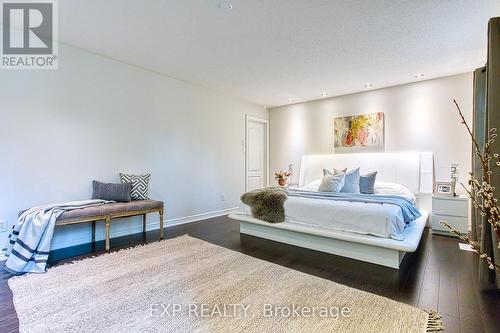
[364,84,373,89]
[321,92,328,97]
[288,99,294,103]
[414,73,424,79]
[218,1,233,10]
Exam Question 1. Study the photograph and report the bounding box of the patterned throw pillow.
[318,173,346,192]
[323,168,346,176]
[119,173,150,200]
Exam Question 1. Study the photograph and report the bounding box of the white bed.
[229,152,434,269]
[237,186,415,241]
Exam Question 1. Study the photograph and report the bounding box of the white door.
[246,116,269,191]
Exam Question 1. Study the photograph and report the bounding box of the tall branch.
[441,101,500,271]
[453,99,490,182]
[441,221,500,272]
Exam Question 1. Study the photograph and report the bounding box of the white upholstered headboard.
[298,152,434,195]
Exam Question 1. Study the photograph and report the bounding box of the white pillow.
[300,179,321,191]
[374,181,416,202]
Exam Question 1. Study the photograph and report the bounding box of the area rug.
[9,235,443,332]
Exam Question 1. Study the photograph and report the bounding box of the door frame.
[245,115,270,191]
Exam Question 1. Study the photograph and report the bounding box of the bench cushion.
[56,200,163,222]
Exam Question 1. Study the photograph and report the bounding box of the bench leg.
[91,221,96,244]
[159,209,164,240]
[105,217,111,251]
[142,213,147,234]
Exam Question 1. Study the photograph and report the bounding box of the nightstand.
[431,195,469,237]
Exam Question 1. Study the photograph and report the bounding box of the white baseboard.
[165,207,238,227]
[50,207,238,250]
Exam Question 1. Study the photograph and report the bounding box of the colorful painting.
[334,112,384,151]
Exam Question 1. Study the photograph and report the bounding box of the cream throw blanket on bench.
[5,199,112,275]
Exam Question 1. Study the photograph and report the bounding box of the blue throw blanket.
[287,189,421,224]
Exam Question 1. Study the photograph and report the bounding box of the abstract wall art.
[334,112,384,152]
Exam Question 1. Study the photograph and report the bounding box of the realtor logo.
[1,0,58,69]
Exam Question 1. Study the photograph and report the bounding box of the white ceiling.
[58,0,500,107]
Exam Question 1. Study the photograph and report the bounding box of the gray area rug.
[9,235,442,332]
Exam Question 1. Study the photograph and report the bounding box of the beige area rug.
[9,235,443,333]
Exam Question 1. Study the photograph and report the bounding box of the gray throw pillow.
[334,168,360,193]
[360,171,378,194]
[323,168,346,176]
[92,181,132,202]
[318,173,346,192]
[119,173,151,200]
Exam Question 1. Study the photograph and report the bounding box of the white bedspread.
[236,194,407,240]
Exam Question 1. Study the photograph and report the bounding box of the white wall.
[0,43,267,250]
[270,73,473,190]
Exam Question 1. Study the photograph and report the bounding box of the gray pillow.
[318,173,346,192]
[334,168,360,193]
[92,181,132,202]
[323,168,346,176]
[360,172,377,194]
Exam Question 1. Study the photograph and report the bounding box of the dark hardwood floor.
[1,216,499,333]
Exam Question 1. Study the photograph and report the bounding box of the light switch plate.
[0,249,7,261]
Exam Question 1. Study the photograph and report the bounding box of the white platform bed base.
[230,210,428,269]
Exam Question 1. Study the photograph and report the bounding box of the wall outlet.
[0,248,7,261]
[0,220,7,233]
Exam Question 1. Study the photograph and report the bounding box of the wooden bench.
[51,200,163,251]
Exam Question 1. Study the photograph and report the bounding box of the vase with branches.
[440,100,500,272]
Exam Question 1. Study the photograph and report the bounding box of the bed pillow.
[360,171,377,194]
[301,179,322,191]
[92,181,132,202]
[119,173,151,200]
[323,168,346,176]
[318,173,346,192]
[334,168,360,193]
[374,181,416,202]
